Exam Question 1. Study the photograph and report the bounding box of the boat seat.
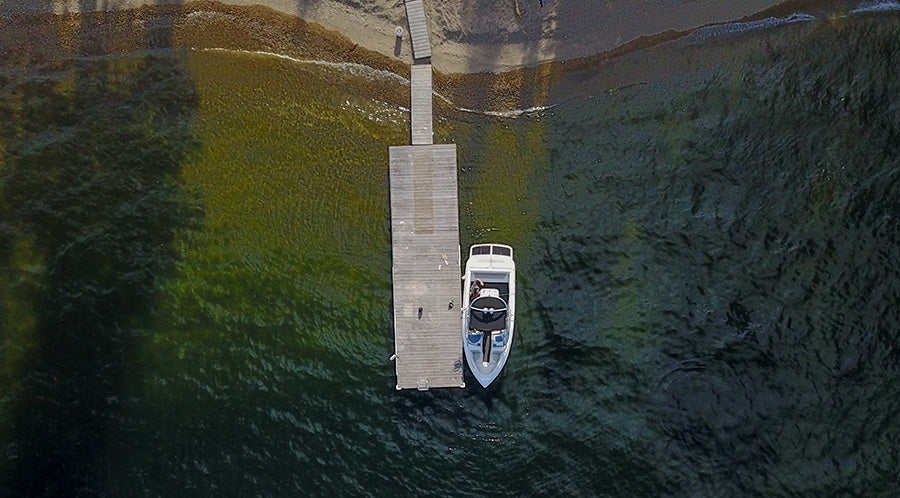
[480,288,500,298]
[493,332,505,348]
[467,332,481,346]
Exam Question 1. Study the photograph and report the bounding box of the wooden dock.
[410,64,433,145]
[389,145,463,390]
[389,1,462,390]
[404,0,432,60]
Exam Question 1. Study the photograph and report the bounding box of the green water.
[2,9,900,496]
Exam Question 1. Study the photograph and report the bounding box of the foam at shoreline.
[2,1,899,113]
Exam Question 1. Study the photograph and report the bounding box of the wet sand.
[1,0,815,74]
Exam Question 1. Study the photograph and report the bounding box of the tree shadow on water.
[0,1,200,495]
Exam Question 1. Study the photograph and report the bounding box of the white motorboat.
[461,243,515,387]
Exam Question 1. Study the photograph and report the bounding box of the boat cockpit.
[468,295,507,332]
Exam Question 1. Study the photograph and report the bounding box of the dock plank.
[389,144,463,390]
[404,0,432,60]
[410,64,433,145]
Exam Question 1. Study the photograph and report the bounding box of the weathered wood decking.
[389,1,462,390]
[410,64,433,145]
[404,0,432,60]
[389,145,463,390]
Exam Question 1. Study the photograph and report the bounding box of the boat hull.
[462,244,515,388]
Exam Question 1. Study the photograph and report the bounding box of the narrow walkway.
[404,0,432,60]
[390,1,463,390]
[410,64,433,145]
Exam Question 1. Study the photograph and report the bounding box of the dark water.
[2,8,900,497]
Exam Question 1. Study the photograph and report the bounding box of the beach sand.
[0,0,864,113]
[3,0,789,74]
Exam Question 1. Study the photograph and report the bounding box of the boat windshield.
[469,296,507,332]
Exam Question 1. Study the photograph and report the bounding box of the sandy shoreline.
[2,0,792,74]
[0,0,876,113]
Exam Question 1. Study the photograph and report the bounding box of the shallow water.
[2,10,900,497]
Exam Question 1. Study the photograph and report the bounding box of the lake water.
[1,6,899,496]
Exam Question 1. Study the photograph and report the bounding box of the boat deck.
[469,277,510,302]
